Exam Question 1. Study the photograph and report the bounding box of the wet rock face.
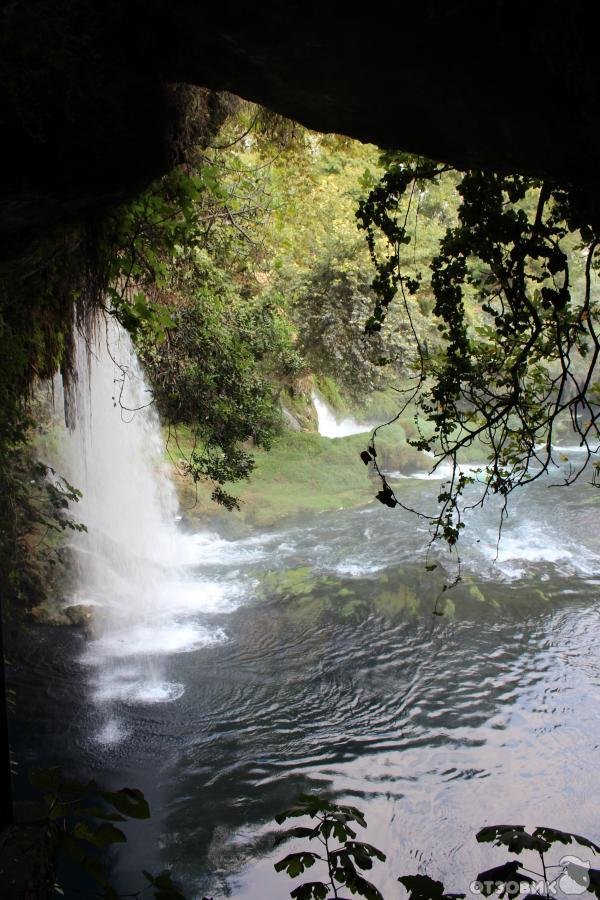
[2,0,600,253]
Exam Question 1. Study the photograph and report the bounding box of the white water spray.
[62,315,229,731]
[311,391,372,438]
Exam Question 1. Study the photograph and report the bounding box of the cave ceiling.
[2,0,599,258]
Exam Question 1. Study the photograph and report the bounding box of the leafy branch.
[274,794,386,900]
[357,158,600,555]
[29,767,184,899]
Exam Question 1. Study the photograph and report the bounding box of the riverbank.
[167,413,452,531]
[167,395,492,531]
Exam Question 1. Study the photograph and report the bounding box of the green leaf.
[29,766,61,793]
[274,825,321,846]
[275,794,331,823]
[73,821,127,848]
[79,855,111,889]
[275,852,319,878]
[291,883,330,900]
[336,841,386,871]
[58,777,99,798]
[102,787,150,819]
[335,865,384,899]
[143,870,186,900]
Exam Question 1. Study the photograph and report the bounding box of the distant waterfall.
[62,314,225,742]
[311,391,372,438]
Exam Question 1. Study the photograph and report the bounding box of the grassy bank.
[170,428,376,530]
[166,409,485,530]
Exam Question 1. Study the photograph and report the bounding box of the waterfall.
[311,391,372,438]
[61,314,226,741]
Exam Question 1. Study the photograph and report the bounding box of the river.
[7,321,600,899]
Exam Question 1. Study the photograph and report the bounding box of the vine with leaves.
[356,157,600,560]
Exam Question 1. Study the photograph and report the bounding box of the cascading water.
[311,391,372,438]
[61,314,229,742]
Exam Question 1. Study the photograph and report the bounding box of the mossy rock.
[31,602,93,627]
[259,566,323,599]
[64,604,94,626]
[373,583,420,617]
[30,605,71,627]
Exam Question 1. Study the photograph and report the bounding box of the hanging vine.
[357,158,600,557]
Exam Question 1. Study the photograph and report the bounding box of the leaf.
[73,821,127,848]
[376,487,398,508]
[275,794,331,823]
[29,766,61,793]
[532,826,600,855]
[342,841,386,869]
[335,865,384,900]
[475,861,534,898]
[79,854,111,889]
[476,825,550,854]
[102,787,150,819]
[588,868,600,899]
[291,883,330,900]
[274,825,320,847]
[399,874,464,900]
[335,804,368,829]
[360,450,372,465]
[56,832,110,888]
[330,818,357,843]
[80,807,127,822]
[143,870,186,900]
[58,777,99,798]
[275,852,319,878]
[56,831,86,863]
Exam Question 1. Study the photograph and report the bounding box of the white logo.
[555,855,590,895]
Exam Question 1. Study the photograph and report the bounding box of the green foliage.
[100,132,304,508]
[274,794,386,900]
[1,436,85,615]
[291,247,390,398]
[358,157,600,551]
[30,767,183,899]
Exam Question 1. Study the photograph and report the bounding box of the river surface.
[9,446,600,899]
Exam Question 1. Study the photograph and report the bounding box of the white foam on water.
[93,679,186,705]
[182,531,266,565]
[389,461,490,482]
[312,391,373,438]
[334,561,386,577]
[95,717,130,746]
[472,520,600,581]
[82,622,226,663]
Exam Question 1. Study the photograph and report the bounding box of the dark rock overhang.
[2,0,599,257]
